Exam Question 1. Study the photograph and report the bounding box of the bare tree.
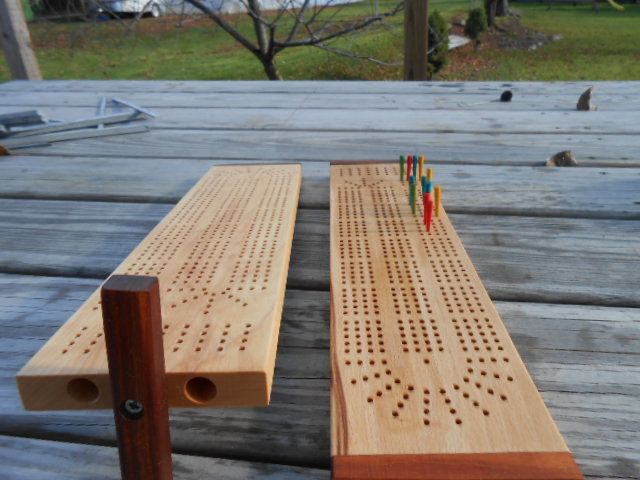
[182,0,404,80]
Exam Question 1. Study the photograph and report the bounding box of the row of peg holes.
[337,167,519,427]
[61,168,292,358]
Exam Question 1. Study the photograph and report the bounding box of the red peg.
[406,156,413,182]
[424,192,434,232]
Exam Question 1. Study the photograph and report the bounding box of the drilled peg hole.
[184,377,217,404]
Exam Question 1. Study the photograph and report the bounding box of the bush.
[22,0,35,21]
[427,10,449,79]
[464,7,487,40]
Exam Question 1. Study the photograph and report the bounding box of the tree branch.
[246,0,268,54]
[274,1,403,49]
[182,0,259,54]
[284,0,311,45]
[314,42,402,67]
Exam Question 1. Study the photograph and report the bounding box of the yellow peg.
[434,185,442,217]
[427,167,434,182]
[418,155,425,180]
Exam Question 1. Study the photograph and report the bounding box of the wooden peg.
[400,155,406,181]
[418,155,425,180]
[101,275,173,480]
[424,193,434,232]
[427,167,434,181]
[435,185,442,217]
[423,191,428,225]
[409,176,416,214]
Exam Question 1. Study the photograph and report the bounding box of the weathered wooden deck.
[0,80,638,479]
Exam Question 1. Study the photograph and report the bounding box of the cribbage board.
[330,161,583,480]
[18,164,301,411]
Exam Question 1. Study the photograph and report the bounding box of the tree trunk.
[496,0,510,16]
[262,57,282,81]
[484,0,497,28]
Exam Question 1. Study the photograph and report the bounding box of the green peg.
[410,176,416,214]
[400,155,405,181]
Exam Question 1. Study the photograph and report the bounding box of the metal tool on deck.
[0,98,155,152]
[0,110,47,129]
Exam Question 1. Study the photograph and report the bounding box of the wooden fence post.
[403,0,428,81]
[101,275,173,480]
[0,0,42,80]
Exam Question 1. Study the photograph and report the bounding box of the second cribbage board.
[330,162,583,480]
[18,164,301,411]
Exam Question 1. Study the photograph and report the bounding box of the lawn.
[452,2,640,80]
[1,0,638,81]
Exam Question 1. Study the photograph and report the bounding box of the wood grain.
[333,452,583,480]
[101,275,173,480]
[2,90,640,111]
[2,200,638,307]
[0,435,329,480]
[330,162,582,477]
[17,164,301,410]
[12,129,640,167]
[1,80,636,96]
[1,156,639,219]
[404,0,428,81]
[3,105,639,135]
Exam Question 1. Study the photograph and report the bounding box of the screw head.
[120,399,145,420]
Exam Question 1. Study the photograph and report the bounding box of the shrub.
[464,7,487,40]
[23,0,35,21]
[427,10,449,79]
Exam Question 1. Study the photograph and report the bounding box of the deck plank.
[1,80,638,96]
[11,129,639,167]
[0,200,638,305]
[2,90,640,111]
[0,156,638,218]
[0,274,637,478]
[0,435,329,479]
[1,105,638,135]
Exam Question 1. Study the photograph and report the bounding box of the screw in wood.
[121,399,145,420]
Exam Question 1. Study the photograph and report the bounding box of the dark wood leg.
[101,275,173,480]
[403,0,429,81]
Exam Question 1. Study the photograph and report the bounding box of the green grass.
[467,3,640,80]
[1,1,639,80]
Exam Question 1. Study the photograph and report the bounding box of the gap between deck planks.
[0,273,637,478]
[9,130,640,167]
[0,200,638,306]
[0,157,638,219]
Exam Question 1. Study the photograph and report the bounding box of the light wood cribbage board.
[18,164,301,410]
[330,161,583,480]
